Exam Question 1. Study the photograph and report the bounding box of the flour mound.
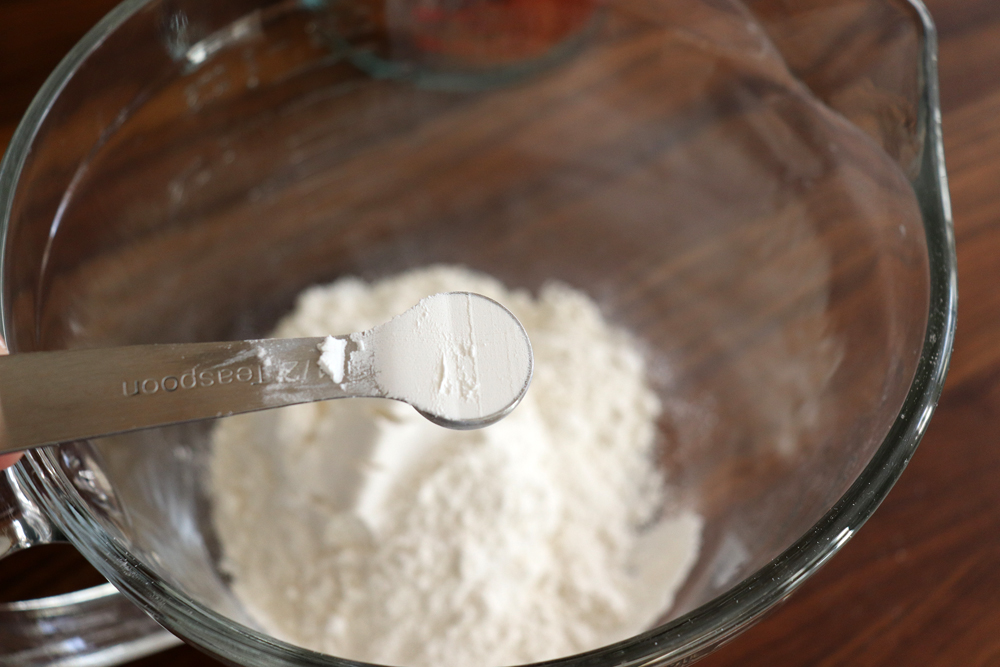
[209,265,701,667]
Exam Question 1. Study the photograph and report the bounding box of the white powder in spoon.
[209,265,702,667]
[320,292,533,425]
[318,336,347,384]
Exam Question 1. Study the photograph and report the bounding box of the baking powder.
[319,292,532,424]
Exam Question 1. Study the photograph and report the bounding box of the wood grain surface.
[2,0,999,665]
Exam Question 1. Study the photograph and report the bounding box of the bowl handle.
[0,467,182,666]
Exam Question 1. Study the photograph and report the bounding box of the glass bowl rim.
[0,0,957,664]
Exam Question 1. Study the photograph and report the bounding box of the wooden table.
[2,1,999,665]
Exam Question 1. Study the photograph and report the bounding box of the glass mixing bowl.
[0,0,956,665]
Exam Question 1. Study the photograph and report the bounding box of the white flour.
[209,265,702,667]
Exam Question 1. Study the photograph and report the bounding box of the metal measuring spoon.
[0,293,533,455]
